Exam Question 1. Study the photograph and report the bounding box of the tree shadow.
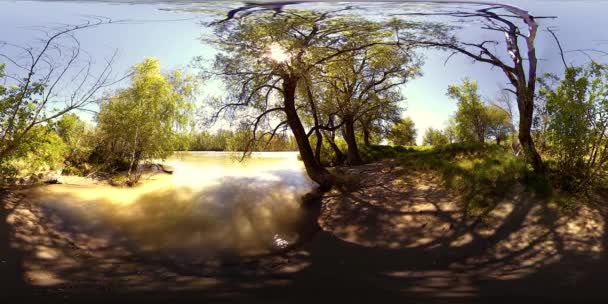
[0,189,28,296]
[2,164,607,302]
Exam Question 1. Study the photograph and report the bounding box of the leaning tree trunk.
[283,77,333,189]
[343,114,363,165]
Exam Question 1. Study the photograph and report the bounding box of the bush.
[0,125,67,185]
[538,62,608,193]
[55,114,96,175]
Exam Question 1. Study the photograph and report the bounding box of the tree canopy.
[447,78,488,143]
[207,9,436,187]
[422,127,449,146]
[96,58,195,181]
[388,117,417,146]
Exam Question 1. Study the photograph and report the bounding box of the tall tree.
[444,117,459,144]
[207,10,432,187]
[538,62,608,191]
[396,5,552,173]
[486,104,512,145]
[319,43,420,164]
[97,58,194,183]
[493,89,520,153]
[447,78,489,143]
[422,127,449,146]
[55,113,93,172]
[388,117,417,146]
[0,20,119,167]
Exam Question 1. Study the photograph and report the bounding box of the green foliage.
[360,144,417,162]
[444,117,459,143]
[96,58,195,181]
[388,117,417,146]
[448,78,488,143]
[401,143,529,213]
[446,79,512,145]
[1,125,67,184]
[55,114,95,174]
[422,127,449,146]
[0,64,47,161]
[209,9,438,174]
[0,63,73,181]
[362,143,538,213]
[180,129,298,152]
[485,104,512,144]
[539,62,608,193]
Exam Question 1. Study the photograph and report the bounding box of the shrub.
[539,62,608,193]
[0,125,67,185]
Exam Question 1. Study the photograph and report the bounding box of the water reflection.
[28,152,315,260]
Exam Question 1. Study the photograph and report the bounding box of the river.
[27,151,316,260]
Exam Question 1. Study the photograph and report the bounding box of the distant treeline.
[176,129,299,152]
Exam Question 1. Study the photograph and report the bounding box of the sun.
[266,43,290,63]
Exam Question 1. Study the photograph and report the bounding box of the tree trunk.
[314,131,322,165]
[518,92,544,174]
[283,76,333,189]
[343,114,362,165]
[325,115,345,166]
[304,79,324,166]
[127,127,139,178]
[362,126,371,146]
[324,130,345,166]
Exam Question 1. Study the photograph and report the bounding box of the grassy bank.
[361,143,551,213]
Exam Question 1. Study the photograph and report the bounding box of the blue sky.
[1,0,607,144]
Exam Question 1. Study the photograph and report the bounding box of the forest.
[1,1,608,302]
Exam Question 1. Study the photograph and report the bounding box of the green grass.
[363,143,551,214]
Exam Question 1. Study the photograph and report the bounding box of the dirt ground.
[1,159,608,303]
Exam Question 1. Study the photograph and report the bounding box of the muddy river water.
[28,152,316,260]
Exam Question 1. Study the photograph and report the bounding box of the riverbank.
[2,159,608,302]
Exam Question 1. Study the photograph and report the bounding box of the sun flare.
[266,43,290,63]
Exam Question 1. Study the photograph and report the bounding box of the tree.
[494,89,520,153]
[388,117,417,146]
[538,62,608,191]
[444,117,459,144]
[207,9,431,187]
[96,58,194,183]
[422,127,449,146]
[485,104,512,145]
[318,42,421,164]
[55,113,94,173]
[396,4,551,173]
[0,20,119,174]
[447,78,489,143]
[358,99,402,146]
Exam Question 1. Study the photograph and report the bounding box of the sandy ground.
[1,159,608,303]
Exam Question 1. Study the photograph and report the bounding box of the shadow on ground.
[1,161,608,303]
